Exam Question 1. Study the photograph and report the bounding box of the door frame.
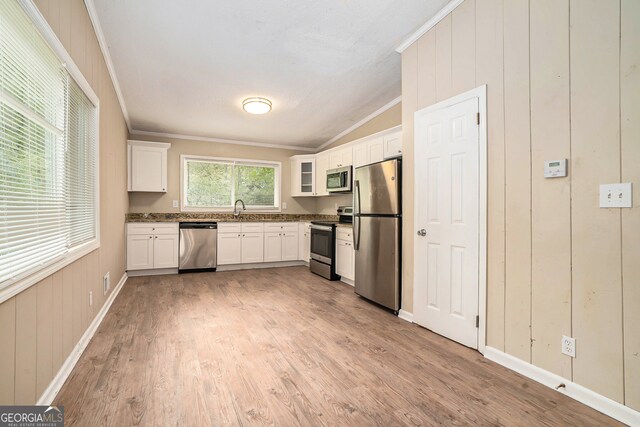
[413,85,488,354]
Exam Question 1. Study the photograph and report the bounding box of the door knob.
[417,229,427,237]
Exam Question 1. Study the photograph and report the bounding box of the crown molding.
[83,0,132,132]
[316,95,402,151]
[129,130,317,152]
[395,0,464,53]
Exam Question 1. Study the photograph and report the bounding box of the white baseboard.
[127,268,178,277]
[398,309,413,323]
[484,347,640,426]
[37,272,128,405]
[217,261,306,271]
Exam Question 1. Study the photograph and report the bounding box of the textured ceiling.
[93,0,450,148]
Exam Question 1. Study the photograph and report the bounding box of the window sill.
[0,240,100,304]
[180,207,282,214]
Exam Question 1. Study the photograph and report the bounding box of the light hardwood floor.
[54,267,619,426]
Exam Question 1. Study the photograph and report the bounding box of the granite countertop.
[126,212,339,223]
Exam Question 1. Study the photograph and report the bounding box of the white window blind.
[0,1,98,288]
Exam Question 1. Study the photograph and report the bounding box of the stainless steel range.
[309,206,352,280]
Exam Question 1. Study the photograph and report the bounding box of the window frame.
[0,1,101,304]
[180,154,281,213]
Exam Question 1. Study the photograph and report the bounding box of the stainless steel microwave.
[327,166,352,193]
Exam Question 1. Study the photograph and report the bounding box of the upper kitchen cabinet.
[383,131,402,159]
[128,140,171,192]
[328,146,353,169]
[315,153,330,196]
[290,155,316,197]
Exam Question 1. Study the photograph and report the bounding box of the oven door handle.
[311,224,333,232]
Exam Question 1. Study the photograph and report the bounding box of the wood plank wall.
[401,0,640,410]
[0,0,129,404]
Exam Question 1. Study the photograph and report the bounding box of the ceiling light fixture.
[242,97,272,115]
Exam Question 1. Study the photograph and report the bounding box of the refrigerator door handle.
[354,180,361,250]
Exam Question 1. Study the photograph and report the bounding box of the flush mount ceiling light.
[242,97,272,115]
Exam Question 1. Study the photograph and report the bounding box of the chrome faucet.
[233,199,246,218]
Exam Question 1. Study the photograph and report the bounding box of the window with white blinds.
[0,1,98,289]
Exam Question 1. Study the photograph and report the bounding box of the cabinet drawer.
[127,222,177,235]
[241,222,264,233]
[264,222,298,232]
[336,227,353,241]
[218,222,242,233]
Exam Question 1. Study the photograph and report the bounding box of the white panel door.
[126,234,154,270]
[153,234,179,268]
[264,232,283,262]
[281,232,299,261]
[241,232,264,263]
[217,232,242,265]
[414,97,479,349]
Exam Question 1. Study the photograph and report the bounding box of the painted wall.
[401,0,639,410]
[0,0,129,404]
[128,135,318,215]
[315,103,402,215]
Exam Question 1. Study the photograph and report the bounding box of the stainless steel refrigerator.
[353,158,401,313]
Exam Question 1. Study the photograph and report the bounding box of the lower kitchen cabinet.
[299,222,311,263]
[241,232,264,263]
[217,232,242,265]
[126,223,179,271]
[217,227,266,265]
[264,231,299,262]
[336,228,355,282]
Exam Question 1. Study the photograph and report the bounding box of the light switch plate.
[172,200,179,208]
[282,202,287,210]
[599,183,632,208]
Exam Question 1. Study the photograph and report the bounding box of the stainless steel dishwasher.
[179,222,217,273]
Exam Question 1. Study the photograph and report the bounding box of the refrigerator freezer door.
[354,159,400,215]
[354,216,400,311]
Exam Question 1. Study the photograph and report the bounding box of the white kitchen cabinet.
[264,232,283,262]
[329,147,353,169]
[217,232,242,265]
[315,154,330,196]
[241,232,264,263]
[218,223,265,265]
[353,142,369,169]
[299,222,311,263]
[126,223,179,271]
[368,137,384,164]
[335,227,355,282]
[282,231,299,261]
[290,155,316,197]
[153,234,180,268]
[126,234,155,270]
[383,131,402,159]
[128,140,170,192]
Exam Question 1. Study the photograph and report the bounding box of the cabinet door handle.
[149,236,152,239]
[154,236,157,239]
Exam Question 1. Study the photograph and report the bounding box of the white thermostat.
[544,159,567,178]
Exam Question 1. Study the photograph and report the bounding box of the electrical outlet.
[172,200,179,208]
[562,335,576,358]
[89,291,93,306]
[103,272,110,295]
[282,201,287,210]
